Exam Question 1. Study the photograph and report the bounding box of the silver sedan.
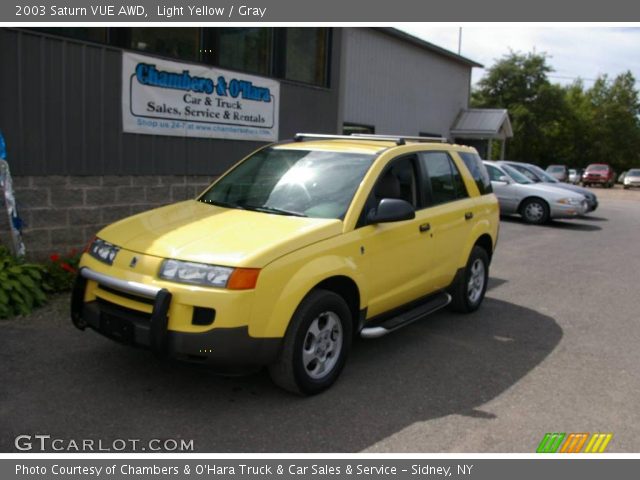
[484,161,588,224]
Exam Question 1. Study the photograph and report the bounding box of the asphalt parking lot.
[1,186,639,453]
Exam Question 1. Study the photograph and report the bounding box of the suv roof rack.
[352,134,448,143]
[294,133,405,145]
[293,133,448,146]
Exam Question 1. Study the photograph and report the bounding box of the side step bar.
[360,292,451,339]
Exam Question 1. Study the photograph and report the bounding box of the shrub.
[0,246,48,318]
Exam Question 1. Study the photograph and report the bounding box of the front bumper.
[549,201,588,219]
[583,176,608,184]
[71,267,280,367]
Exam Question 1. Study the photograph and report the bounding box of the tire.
[624,185,629,190]
[520,197,550,225]
[449,246,490,313]
[269,289,352,395]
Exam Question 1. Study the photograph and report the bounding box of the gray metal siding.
[341,28,471,137]
[0,28,341,176]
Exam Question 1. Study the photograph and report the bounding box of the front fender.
[248,253,366,338]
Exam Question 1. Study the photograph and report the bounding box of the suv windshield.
[587,165,608,171]
[502,164,534,184]
[199,147,375,219]
[548,166,565,172]
[628,169,640,176]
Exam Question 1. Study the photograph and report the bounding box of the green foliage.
[44,250,81,293]
[0,246,48,319]
[472,51,640,170]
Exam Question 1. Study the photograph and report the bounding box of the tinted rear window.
[459,152,493,195]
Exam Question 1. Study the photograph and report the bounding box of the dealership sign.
[122,52,279,141]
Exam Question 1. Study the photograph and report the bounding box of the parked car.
[546,164,570,182]
[503,161,598,212]
[484,161,588,224]
[623,168,640,189]
[569,168,583,184]
[71,133,499,395]
[618,171,628,184]
[582,164,616,188]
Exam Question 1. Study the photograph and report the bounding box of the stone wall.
[0,175,215,260]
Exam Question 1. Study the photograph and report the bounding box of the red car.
[582,164,616,188]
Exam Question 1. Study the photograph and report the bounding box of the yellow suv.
[71,134,499,394]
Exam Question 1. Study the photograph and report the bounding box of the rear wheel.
[520,198,550,225]
[269,290,352,395]
[450,246,490,313]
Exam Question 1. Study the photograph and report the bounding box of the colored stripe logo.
[537,433,612,453]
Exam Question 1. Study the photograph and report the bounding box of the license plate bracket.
[99,313,135,344]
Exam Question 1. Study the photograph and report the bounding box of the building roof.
[376,28,483,68]
[450,109,513,139]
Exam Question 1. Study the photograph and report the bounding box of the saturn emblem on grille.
[129,256,138,268]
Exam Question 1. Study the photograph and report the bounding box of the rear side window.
[459,152,493,195]
[419,152,468,206]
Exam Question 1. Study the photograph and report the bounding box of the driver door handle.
[465,212,474,220]
[419,223,431,233]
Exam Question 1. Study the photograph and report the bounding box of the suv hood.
[97,200,343,268]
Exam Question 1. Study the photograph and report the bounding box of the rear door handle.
[464,212,474,220]
[419,223,431,233]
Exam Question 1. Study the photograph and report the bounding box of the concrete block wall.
[0,175,216,260]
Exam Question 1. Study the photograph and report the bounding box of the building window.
[284,28,329,86]
[216,28,272,76]
[126,28,201,62]
[420,131,444,139]
[343,123,375,135]
[28,28,107,44]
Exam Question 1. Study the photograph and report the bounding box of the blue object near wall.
[0,130,6,160]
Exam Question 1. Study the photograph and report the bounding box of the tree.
[472,51,568,165]
[472,52,640,171]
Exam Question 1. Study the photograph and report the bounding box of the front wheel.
[520,198,550,225]
[449,246,490,313]
[269,290,352,395]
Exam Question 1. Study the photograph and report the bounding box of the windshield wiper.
[242,204,307,217]
[200,199,245,210]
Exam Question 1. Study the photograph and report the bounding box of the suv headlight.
[557,197,582,206]
[88,238,120,265]
[158,259,260,290]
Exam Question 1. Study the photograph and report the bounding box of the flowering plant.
[46,249,82,292]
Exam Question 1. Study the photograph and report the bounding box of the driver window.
[373,157,418,207]
[358,156,418,227]
[486,164,504,182]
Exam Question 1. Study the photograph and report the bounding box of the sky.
[398,26,640,88]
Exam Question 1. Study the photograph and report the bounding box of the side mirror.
[498,175,512,184]
[367,198,415,224]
